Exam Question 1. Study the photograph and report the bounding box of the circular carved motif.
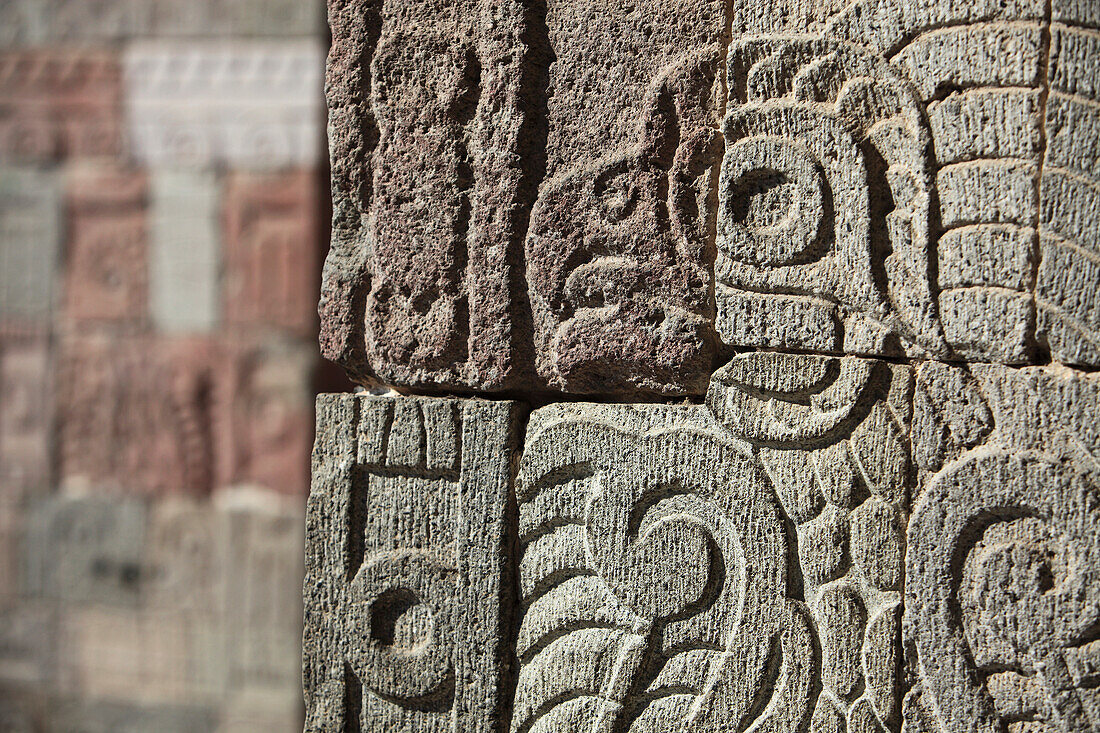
[718,135,825,267]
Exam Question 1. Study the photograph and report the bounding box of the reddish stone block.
[217,340,314,496]
[0,336,50,502]
[57,334,216,496]
[0,50,122,161]
[64,167,147,324]
[223,171,320,337]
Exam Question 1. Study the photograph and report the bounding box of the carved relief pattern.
[304,394,518,733]
[311,0,1100,731]
[906,364,1100,732]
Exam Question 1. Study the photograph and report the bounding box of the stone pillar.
[308,0,1100,731]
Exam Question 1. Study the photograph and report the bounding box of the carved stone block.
[0,50,121,161]
[149,170,221,333]
[907,362,1100,731]
[57,607,193,703]
[64,166,148,325]
[304,394,519,732]
[323,0,1100,386]
[321,0,722,396]
[0,336,51,500]
[222,492,305,691]
[224,171,320,337]
[58,334,217,495]
[217,339,315,495]
[0,168,59,332]
[23,494,146,606]
[512,352,906,731]
[124,42,324,168]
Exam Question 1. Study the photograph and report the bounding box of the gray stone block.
[46,700,217,733]
[149,170,220,333]
[23,494,147,606]
[0,168,59,330]
[908,362,1100,731]
[511,352,906,731]
[304,394,520,732]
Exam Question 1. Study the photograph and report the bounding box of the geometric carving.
[321,0,725,397]
[509,352,907,732]
[0,50,121,161]
[709,353,909,730]
[907,363,1100,732]
[124,41,324,169]
[64,166,147,325]
[224,172,320,336]
[321,0,549,393]
[304,394,519,732]
[718,39,944,359]
[513,402,811,732]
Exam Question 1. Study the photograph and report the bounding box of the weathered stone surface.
[64,166,148,325]
[322,0,1100,385]
[0,50,121,161]
[58,334,218,495]
[514,401,813,731]
[511,353,904,731]
[0,168,59,332]
[907,362,1100,732]
[321,0,722,396]
[304,393,520,731]
[124,42,324,169]
[149,170,220,333]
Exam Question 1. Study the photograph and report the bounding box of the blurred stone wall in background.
[0,2,335,730]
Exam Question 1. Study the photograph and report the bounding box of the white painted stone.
[124,42,324,169]
[149,169,220,332]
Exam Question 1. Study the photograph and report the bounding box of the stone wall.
[308,1,1100,732]
[0,3,333,731]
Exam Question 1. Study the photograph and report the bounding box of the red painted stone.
[223,170,320,337]
[64,167,148,324]
[0,50,122,161]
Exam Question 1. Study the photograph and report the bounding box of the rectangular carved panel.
[64,166,148,325]
[906,362,1100,732]
[512,353,908,731]
[223,171,320,337]
[124,42,324,169]
[304,394,520,732]
[322,0,1100,389]
[321,0,723,397]
[0,50,121,162]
